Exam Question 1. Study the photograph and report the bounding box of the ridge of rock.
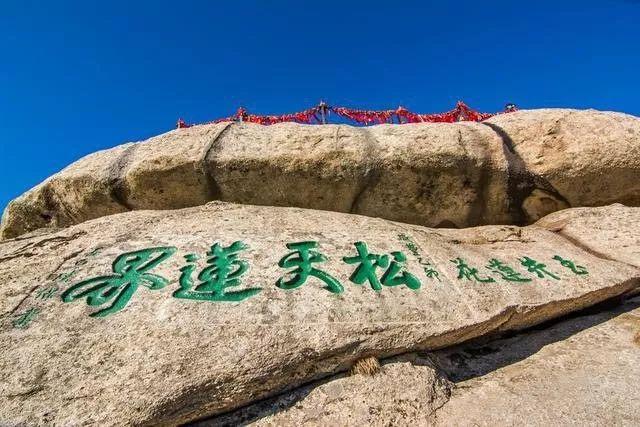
[2,108,639,239]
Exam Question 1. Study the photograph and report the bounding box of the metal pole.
[319,101,328,124]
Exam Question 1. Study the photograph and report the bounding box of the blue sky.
[1,1,639,215]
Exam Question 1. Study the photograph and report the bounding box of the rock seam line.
[349,126,380,214]
[108,143,140,210]
[201,122,235,201]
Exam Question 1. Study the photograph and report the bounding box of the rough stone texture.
[1,203,638,425]
[3,109,640,239]
[219,296,640,427]
[488,109,640,217]
[199,354,452,427]
[122,122,231,210]
[431,295,640,426]
[0,143,133,239]
[536,203,640,268]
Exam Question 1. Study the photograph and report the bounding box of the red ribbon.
[177,102,515,128]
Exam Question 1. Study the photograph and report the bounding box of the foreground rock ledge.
[1,203,639,425]
[3,108,640,239]
[205,296,640,426]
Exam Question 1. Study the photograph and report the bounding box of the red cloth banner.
[177,101,515,128]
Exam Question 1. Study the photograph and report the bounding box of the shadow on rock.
[187,295,640,426]
[430,295,640,382]
[481,122,570,224]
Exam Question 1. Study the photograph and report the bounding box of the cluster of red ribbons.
[177,101,515,128]
[206,106,324,126]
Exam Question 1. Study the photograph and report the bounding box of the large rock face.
[2,107,640,425]
[209,295,640,426]
[1,202,639,425]
[3,109,640,239]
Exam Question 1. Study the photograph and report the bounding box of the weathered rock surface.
[488,109,640,215]
[3,108,639,239]
[536,203,640,268]
[1,202,638,425]
[199,353,453,426]
[431,295,640,426]
[214,295,640,426]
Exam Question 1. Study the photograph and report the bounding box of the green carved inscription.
[277,241,343,294]
[41,238,593,319]
[56,270,77,284]
[486,258,531,282]
[61,247,177,317]
[451,257,495,283]
[173,241,261,302]
[553,255,588,275]
[398,233,420,257]
[12,307,40,329]
[397,233,441,281]
[519,256,560,280]
[36,285,59,299]
[343,241,421,291]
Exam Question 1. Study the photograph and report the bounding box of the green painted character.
[451,258,495,283]
[398,233,420,257]
[87,248,101,257]
[552,255,588,275]
[398,233,441,281]
[519,256,560,280]
[61,247,177,317]
[486,258,531,282]
[343,241,421,291]
[173,241,261,302]
[12,307,40,329]
[277,241,343,294]
[422,264,441,281]
[56,270,77,284]
[36,285,59,299]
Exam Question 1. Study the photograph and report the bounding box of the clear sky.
[1,1,639,215]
